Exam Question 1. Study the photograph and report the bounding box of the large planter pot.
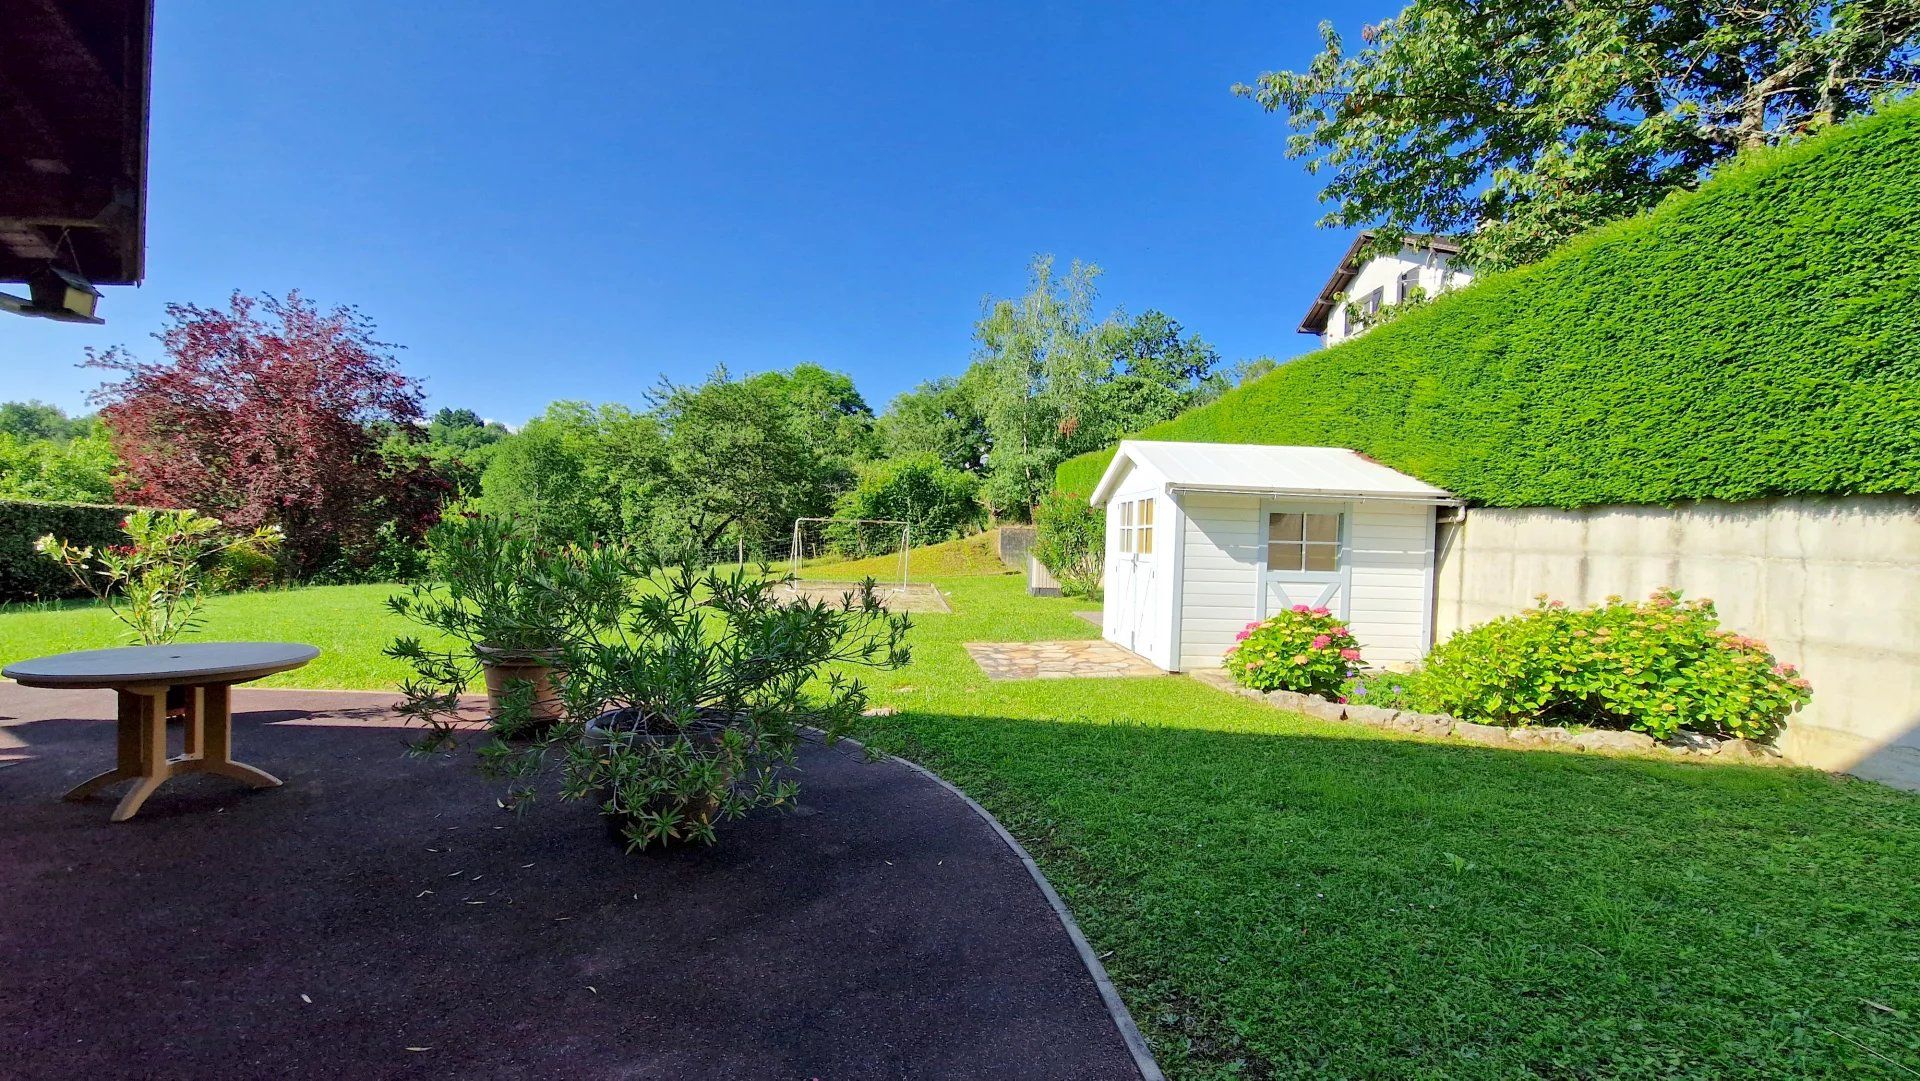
[474,643,566,735]
[583,708,734,845]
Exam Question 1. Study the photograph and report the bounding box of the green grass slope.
[1058,102,1920,508]
[796,529,1013,581]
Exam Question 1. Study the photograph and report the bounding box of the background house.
[1298,234,1471,347]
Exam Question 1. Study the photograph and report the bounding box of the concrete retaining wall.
[1433,495,1920,790]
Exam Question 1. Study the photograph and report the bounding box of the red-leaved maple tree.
[87,291,443,573]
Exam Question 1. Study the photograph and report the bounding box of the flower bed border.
[1189,669,1786,763]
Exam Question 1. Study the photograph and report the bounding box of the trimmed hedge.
[1057,102,1920,506]
[0,499,136,603]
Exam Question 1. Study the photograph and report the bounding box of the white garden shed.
[1089,441,1459,672]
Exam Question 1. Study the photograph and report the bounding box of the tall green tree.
[1083,310,1223,445]
[742,363,878,481]
[478,402,667,542]
[1236,2,1920,269]
[652,370,837,553]
[876,375,989,473]
[970,256,1119,517]
[0,401,95,443]
[966,260,1226,515]
[381,406,512,498]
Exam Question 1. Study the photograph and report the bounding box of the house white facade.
[1300,234,1472,348]
[1091,441,1459,672]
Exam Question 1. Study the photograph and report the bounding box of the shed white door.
[1259,505,1350,619]
[1106,497,1159,657]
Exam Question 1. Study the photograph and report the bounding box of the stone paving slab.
[965,640,1164,681]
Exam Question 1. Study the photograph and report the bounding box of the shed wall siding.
[1179,492,1262,670]
[1344,502,1436,664]
[1178,495,1435,669]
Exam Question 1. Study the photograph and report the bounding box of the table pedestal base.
[63,684,281,822]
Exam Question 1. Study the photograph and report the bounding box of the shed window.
[1267,512,1340,572]
[1115,498,1154,556]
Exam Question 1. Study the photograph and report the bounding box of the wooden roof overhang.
[0,0,153,287]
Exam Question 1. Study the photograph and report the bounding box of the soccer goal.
[788,517,911,587]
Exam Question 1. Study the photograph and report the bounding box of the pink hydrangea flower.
[1311,606,1330,616]
[1340,648,1361,661]
[1235,629,1253,641]
[1310,634,1332,649]
[1291,604,1310,614]
[1791,677,1811,689]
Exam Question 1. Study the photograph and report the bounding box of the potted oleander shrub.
[1224,604,1364,698]
[386,513,606,737]
[484,544,913,850]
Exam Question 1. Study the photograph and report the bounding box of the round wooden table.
[3,642,319,822]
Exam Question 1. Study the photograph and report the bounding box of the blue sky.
[5,1,1391,426]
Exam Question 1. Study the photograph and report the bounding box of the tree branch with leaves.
[1237,1,1920,270]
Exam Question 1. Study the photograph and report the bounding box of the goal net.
[787,517,912,586]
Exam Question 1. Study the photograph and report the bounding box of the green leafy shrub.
[1032,489,1104,598]
[208,535,285,592]
[831,454,982,553]
[1414,590,1811,741]
[1057,102,1920,508]
[1225,606,1363,697]
[0,499,137,602]
[37,509,282,644]
[308,521,431,585]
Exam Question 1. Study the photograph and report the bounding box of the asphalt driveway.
[0,684,1144,1080]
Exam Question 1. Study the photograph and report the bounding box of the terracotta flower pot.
[473,643,566,736]
[584,708,733,844]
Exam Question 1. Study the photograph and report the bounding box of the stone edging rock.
[1188,669,1784,763]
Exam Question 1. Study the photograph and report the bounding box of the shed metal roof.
[1089,440,1455,506]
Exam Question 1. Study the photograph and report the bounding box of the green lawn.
[0,585,432,689]
[5,574,1919,1077]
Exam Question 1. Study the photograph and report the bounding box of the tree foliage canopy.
[86,291,443,573]
[953,256,1224,517]
[1237,1,1920,269]
[0,401,120,503]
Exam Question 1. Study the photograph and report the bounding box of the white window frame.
[1256,500,1353,620]
[1113,498,1156,557]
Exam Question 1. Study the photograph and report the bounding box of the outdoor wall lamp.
[0,264,105,324]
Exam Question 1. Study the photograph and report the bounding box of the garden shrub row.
[0,499,137,603]
[1057,101,1920,507]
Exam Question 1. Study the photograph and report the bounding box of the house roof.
[1297,232,1462,336]
[1089,440,1455,507]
